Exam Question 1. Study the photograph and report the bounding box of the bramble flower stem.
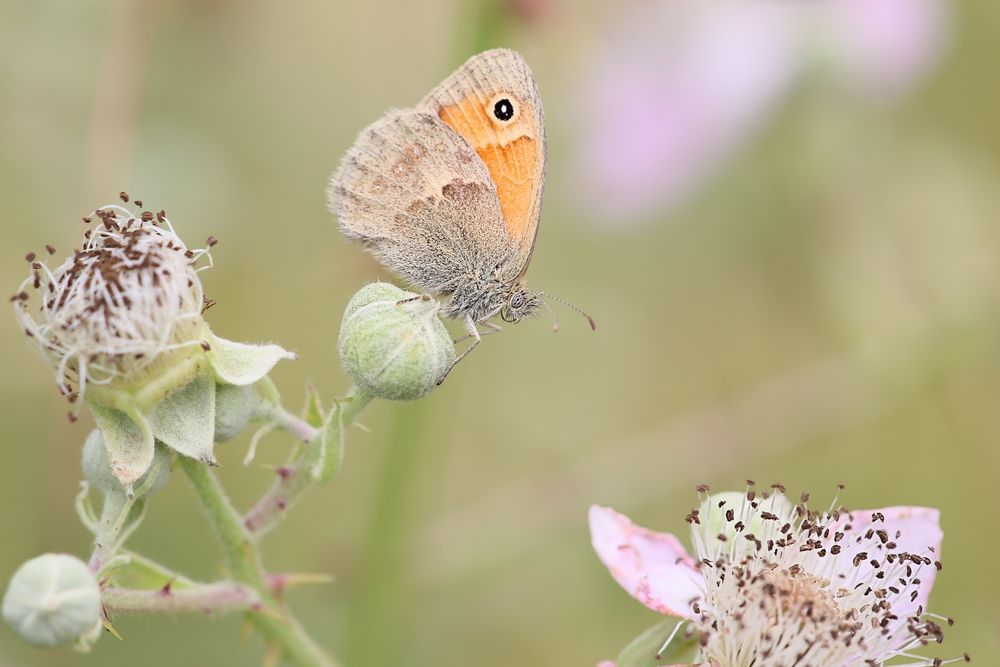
[117,550,326,598]
[179,457,338,667]
[89,493,133,574]
[272,407,321,443]
[101,582,259,615]
[245,387,373,536]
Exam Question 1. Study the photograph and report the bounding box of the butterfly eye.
[510,292,525,309]
[491,96,517,123]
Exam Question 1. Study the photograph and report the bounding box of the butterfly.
[328,48,593,371]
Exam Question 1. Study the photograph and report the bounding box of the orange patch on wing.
[438,96,539,243]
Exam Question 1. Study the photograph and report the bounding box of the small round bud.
[82,429,171,497]
[3,554,102,649]
[214,383,262,442]
[338,283,456,400]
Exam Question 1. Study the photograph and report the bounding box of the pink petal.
[589,505,703,618]
[831,505,942,619]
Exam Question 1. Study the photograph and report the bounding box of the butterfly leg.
[396,294,433,306]
[452,321,501,344]
[437,316,483,384]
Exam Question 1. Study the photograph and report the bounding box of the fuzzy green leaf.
[311,398,345,482]
[616,619,697,667]
[147,372,217,465]
[207,333,296,386]
[303,384,325,428]
[87,402,155,491]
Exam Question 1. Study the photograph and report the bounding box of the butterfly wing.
[419,48,546,279]
[328,109,513,294]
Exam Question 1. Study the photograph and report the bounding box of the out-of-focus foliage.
[1,0,998,665]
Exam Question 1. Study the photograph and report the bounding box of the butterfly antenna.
[535,292,596,331]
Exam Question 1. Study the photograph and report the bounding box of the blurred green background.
[2,0,999,665]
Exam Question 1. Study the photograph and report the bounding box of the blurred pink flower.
[576,1,800,223]
[590,486,961,666]
[811,0,950,102]
[574,0,950,225]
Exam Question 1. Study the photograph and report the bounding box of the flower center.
[15,204,211,396]
[686,486,959,667]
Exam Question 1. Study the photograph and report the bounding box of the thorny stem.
[244,387,373,536]
[102,581,260,615]
[114,550,327,598]
[179,457,338,667]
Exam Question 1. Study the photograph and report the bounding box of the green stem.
[244,387,373,536]
[88,493,133,574]
[347,404,426,667]
[179,457,339,667]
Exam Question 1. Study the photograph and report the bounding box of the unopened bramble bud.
[82,430,171,498]
[338,283,455,400]
[214,383,265,443]
[3,554,102,649]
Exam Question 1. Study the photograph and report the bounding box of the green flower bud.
[3,554,102,649]
[82,429,171,498]
[214,383,263,443]
[338,283,456,401]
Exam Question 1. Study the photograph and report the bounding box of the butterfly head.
[500,287,541,324]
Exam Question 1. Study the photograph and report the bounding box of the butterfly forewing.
[419,48,546,276]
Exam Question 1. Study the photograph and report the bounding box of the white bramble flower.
[12,195,296,490]
[13,200,213,401]
[591,484,970,667]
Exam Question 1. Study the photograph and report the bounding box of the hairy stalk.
[116,550,326,598]
[179,458,339,667]
[89,493,137,574]
[245,387,373,535]
[102,581,260,615]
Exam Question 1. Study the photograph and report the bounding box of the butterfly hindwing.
[329,110,513,293]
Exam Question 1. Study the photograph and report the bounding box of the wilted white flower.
[12,196,296,489]
[14,200,212,401]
